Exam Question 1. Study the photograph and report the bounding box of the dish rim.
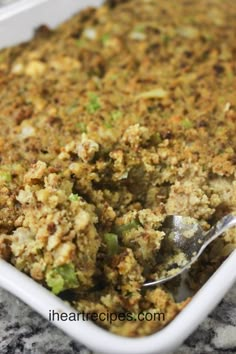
[0,1,235,353]
[0,254,235,354]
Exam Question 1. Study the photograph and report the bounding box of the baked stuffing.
[0,0,236,336]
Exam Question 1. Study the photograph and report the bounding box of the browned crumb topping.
[0,0,235,337]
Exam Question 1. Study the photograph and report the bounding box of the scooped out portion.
[0,0,236,337]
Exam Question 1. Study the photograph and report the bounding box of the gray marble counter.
[0,0,15,6]
[0,284,235,354]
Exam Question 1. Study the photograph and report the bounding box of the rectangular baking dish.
[0,1,235,353]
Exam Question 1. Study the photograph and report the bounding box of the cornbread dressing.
[0,0,236,337]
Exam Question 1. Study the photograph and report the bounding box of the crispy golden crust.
[0,0,236,337]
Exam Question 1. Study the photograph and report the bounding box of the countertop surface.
[0,284,235,354]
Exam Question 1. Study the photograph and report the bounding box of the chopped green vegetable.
[115,220,140,236]
[87,93,101,113]
[101,33,110,45]
[111,110,122,120]
[76,122,87,133]
[136,88,168,100]
[0,171,12,183]
[151,132,162,144]
[69,193,79,202]
[104,120,113,129]
[46,263,79,294]
[104,233,119,256]
[46,271,64,294]
[104,110,122,128]
[181,119,193,129]
[124,291,134,298]
[109,74,118,81]
[75,39,86,47]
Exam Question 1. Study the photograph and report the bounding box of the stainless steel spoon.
[143,214,236,287]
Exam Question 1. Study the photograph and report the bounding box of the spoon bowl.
[143,214,236,287]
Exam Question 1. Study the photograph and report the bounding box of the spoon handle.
[201,214,236,252]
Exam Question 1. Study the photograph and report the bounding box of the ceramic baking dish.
[0,1,235,353]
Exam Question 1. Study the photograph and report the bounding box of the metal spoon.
[143,214,236,287]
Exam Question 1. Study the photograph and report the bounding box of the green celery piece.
[68,193,79,202]
[181,119,193,129]
[0,171,12,183]
[111,110,122,120]
[104,233,119,256]
[115,220,140,236]
[46,271,64,294]
[101,33,110,45]
[86,93,101,114]
[46,263,79,294]
[104,110,122,128]
[76,122,87,133]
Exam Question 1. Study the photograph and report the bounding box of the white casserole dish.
[0,1,235,353]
